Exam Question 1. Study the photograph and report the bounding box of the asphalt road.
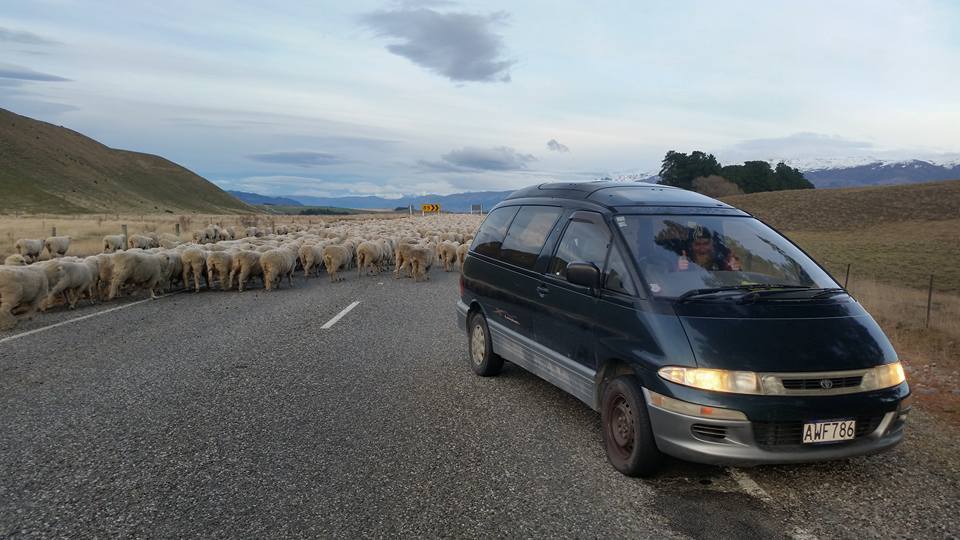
[0,270,957,538]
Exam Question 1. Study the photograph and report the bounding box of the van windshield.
[617,215,838,298]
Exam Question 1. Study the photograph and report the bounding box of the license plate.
[802,419,856,444]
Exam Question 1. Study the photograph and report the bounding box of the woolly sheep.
[456,243,469,271]
[45,259,96,310]
[180,247,208,293]
[438,241,459,272]
[206,251,234,291]
[14,238,44,262]
[260,246,297,290]
[44,236,72,258]
[127,234,158,250]
[4,254,27,266]
[229,250,263,292]
[407,245,435,282]
[298,243,326,279]
[103,235,125,253]
[356,241,383,277]
[0,264,54,329]
[108,251,165,300]
[322,244,351,282]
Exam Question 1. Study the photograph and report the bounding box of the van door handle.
[536,284,550,297]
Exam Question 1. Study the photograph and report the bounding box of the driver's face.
[693,238,713,257]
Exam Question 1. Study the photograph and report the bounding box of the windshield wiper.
[738,286,850,303]
[676,284,805,302]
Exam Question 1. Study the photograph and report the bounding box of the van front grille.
[752,415,883,448]
[781,375,863,391]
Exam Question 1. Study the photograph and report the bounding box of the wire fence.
[831,262,959,336]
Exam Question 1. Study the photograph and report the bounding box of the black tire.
[600,376,663,477]
[468,312,503,376]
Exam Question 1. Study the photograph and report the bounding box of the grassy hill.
[0,108,252,214]
[723,179,960,292]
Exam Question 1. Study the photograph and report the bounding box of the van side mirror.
[566,261,601,294]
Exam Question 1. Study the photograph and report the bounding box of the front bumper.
[643,388,908,466]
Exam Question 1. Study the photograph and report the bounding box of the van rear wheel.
[468,312,503,376]
[601,376,663,477]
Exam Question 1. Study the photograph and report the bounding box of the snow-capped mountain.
[794,159,960,188]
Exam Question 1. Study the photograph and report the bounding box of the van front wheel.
[468,312,503,376]
[601,376,663,477]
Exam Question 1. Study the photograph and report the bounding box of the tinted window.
[499,206,562,269]
[604,248,635,295]
[472,206,519,258]
[549,218,611,279]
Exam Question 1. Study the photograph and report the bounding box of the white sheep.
[206,251,234,291]
[230,250,263,292]
[45,259,96,310]
[103,235,125,253]
[108,251,165,300]
[4,254,27,266]
[43,236,72,258]
[0,264,54,329]
[260,246,297,290]
[322,244,351,282]
[14,238,44,262]
[180,247,208,293]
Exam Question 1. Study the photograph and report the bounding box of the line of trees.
[658,150,814,194]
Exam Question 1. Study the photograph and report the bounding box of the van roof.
[503,181,739,211]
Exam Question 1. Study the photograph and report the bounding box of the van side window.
[604,248,636,295]
[549,219,610,279]
[499,206,562,269]
[471,206,520,259]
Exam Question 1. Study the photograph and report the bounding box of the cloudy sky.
[2,0,959,198]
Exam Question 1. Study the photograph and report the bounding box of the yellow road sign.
[421,204,441,213]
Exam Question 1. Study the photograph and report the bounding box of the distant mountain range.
[229,190,514,212]
[798,160,960,188]
[230,157,960,212]
[226,191,303,206]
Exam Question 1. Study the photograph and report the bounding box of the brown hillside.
[723,180,960,231]
[0,107,252,214]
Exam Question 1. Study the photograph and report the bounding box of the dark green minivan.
[456,181,910,477]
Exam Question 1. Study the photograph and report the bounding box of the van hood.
[673,299,898,372]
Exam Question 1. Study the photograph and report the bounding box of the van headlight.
[658,367,762,394]
[861,362,906,390]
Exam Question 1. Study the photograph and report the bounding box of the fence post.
[121,224,128,249]
[925,274,934,329]
[175,223,181,237]
[843,263,851,289]
[51,226,57,237]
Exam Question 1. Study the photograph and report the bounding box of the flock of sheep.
[0,214,482,330]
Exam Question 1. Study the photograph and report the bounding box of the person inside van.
[677,225,741,272]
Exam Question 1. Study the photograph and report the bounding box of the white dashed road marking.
[727,468,818,540]
[0,292,180,346]
[321,301,360,329]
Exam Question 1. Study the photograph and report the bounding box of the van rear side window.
[499,206,562,269]
[471,206,520,259]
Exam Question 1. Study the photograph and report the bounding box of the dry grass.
[0,212,405,258]
[853,281,960,425]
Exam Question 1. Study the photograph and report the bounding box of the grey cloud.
[421,146,536,172]
[0,27,60,46]
[360,8,515,82]
[247,151,346,167]
[0,63,70,82]
[546,139,570,152]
